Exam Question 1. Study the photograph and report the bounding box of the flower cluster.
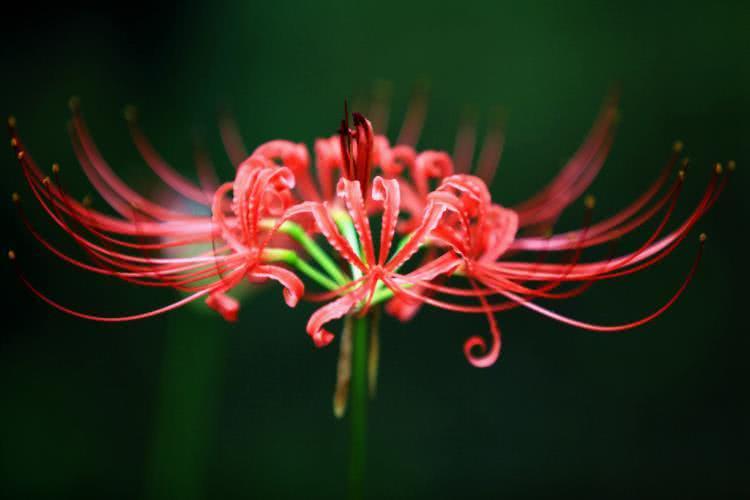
[7,96,730,367]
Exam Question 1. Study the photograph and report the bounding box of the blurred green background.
[1,1,747,498]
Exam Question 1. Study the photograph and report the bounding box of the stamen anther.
[123,105,137,122]
[68,96,81,112]
[8,116,16,128]
[16,151,24,160]
[584,194,596,210]
[727,160,736,172]
[51,163,60,174]
[42,176,50,185]
[8,249,16,260]
[673,140,684,153]
[714,162,723,175]
[699,233,707,243]
[11,192,20,203]
[10,138,17,147]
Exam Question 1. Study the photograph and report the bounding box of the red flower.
[7,95,731,369]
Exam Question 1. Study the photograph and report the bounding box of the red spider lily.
[7,95,731,370]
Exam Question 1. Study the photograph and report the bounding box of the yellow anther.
[699,233,707,243]
[52,163,60,174]
[678,169,686,181]
[123,105,137,122]
[16,151,24,160]
[10,138,17,147]
[714,162,723,175]
[584,194,596,210]
[727,160,736,172]
[42,176,50,185]
[8,115,16,128]
[11,192,20,203]
[673,140,684,153]
[7,250,16,260]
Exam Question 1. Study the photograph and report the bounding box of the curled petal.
[380,142,417,179]
[314,136,343,200]
[253,140,320,201]
[206,292,240,322]
[480,205,519,261]
[412,151,454,198]
[233,164,295,246]
[251,264,304,307]
[390,145,417,174]
[253,140,309,171]
[438,174,491,209]
[312,330,335,348]
[385,293,422,322]
[306,283,371,348]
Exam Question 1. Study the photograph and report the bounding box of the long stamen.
[12,125,210,237]
[125,106,210,205]
[368,80,392,135]
[9,249,246,322]
[494,235,707,332]
[44,170,231,290]
[453,107,477,174]
[493,166,717,283]
[69,99,196,221]
[396,82,429,147]
[475,109,505,185]
[218,109,248,168]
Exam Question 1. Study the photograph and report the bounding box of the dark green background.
[1,1,747,498]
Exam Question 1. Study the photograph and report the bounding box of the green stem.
[262,219,349,286]
[262,248,339,291]
[349,314,369,500]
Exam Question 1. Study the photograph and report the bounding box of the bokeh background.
[1,1,747,498]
